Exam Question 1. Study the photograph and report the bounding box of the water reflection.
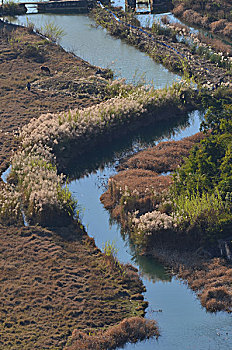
[68,108,232,350]
[133,254,172,283]
[66,111,202,180]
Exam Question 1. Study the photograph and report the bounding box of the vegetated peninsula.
[101,88,232,313]
[0,20,158,349]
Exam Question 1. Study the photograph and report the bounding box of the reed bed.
[101,133,205,239]
[0,80,196,226]
[19,81,195,152]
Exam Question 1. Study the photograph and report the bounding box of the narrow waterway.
[67,110,232,350]
[17,13,180,86]
[13,10,232,350]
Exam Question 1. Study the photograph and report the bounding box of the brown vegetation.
[67,317,158,350]
[150,246,232,312]
[179,258,232,312]
[101,129,232,312]
[101,132,205,219]
[0,20,111,174]
[172,0,232,39]
[0,225,155,349]
[0,20,158,349]
[118,132,204,173]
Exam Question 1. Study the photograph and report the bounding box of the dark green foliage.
[174,102,232,196]
[172,95,232,240]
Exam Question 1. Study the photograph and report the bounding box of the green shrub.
[170,101,232,240]
[38,21,65,43]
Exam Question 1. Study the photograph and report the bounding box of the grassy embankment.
[0,21,160,349]
[0,20,115,173]
[172,0,232,39]
[3,79,198,226]
[91,6,232,88]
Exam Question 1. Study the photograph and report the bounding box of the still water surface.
[15,11,232,349]
[17,13,180,86]
[68,111,232,350]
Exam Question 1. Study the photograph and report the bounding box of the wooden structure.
[19,0,110,14]
[150,0,173,14]
[37,0,95,13]
[126,0,173,14]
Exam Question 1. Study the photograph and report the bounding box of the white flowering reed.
[19,81,191,153]
[132,210,177,236]
[0,79,192,226]
[0,183,23,225]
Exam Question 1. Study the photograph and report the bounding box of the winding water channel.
[14,10,232,350]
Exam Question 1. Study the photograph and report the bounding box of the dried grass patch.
[67,316,159,350]
[101,132,205,216]
[179,258,232,312]
[118,132,205,173]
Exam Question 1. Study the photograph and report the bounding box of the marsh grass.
[0,78,195,226]
[68,316,159,350]
[172,190,229,235]
[38,21,65,44]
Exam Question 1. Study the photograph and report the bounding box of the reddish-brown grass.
[150,247,232,312]
[172,0,232,39]
[210,19,227,33]
[67,317,159,350]
[0,225,153,349]
[197,34,232,55]
[118,132,205,173]
[101,132,205,218]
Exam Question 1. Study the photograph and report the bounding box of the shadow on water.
[66,112,195,180]
[67,107,232,350]
[133,254,172,283]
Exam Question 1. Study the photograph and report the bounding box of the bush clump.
[170,99,232,242]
